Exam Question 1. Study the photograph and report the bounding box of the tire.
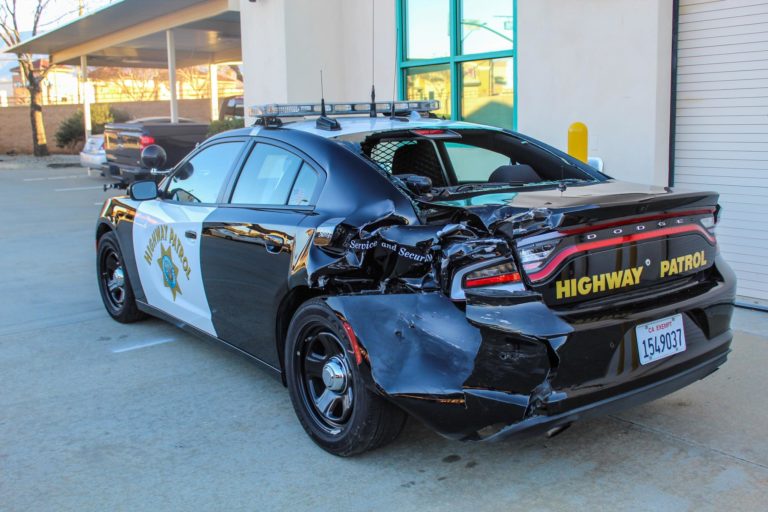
[285,299,407,456]
[97,231,145,323]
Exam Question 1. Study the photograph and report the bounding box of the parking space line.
[55,186,104,192]
[112,337,177,353]
[23,178,45,182]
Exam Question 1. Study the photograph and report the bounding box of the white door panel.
[132,200,216,335]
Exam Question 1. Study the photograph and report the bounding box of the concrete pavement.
[1,156,766,511]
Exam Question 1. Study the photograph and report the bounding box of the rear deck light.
[463,262,521,289]
[139,135,156,148]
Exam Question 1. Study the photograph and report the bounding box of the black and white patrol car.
[96,100,735,456]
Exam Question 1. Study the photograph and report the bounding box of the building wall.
[240,0,395,122]
[238,0,673,186]
[517,0,673,185]
[0,98,210,154]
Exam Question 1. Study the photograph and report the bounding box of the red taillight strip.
[558,208,716,236]
[464,272,521,288]
[527,224,715,283]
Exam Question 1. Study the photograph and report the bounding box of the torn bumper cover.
[324,256,735,441]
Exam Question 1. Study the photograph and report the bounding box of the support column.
[166,29,179,123]
[209,63,219,122]
[80,55,91,138]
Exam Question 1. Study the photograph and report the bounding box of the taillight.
[700,213,717,237]
[139,135,156,148]
[463,262,521,289]
[517,241,557,273]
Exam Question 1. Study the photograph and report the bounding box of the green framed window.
[398,0,517,130]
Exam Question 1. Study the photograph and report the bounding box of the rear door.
[131,139,246,335]
[201,141,323,365]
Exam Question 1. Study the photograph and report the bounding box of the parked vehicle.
[103,117,209,183]
[219,96,243,120]
[96,100,735,456]
[80,134,106,174]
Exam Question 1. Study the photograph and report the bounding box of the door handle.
[185,230,198,240]
[264,234,284,254]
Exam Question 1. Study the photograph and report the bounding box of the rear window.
[336,128,606,188]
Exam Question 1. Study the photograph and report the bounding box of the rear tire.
[285,299,407,456]
[97,231,145,323]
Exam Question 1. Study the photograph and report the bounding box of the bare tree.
[0,0,52,156]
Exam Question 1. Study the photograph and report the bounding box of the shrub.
[55,105,133,151]
[207,117,245,137]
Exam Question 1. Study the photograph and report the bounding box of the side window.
[231,144,304,205]
[167,141,244,203]
[288,164,320,206]
[444,142,510,182]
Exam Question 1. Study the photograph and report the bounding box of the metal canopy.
[5,0,241,68]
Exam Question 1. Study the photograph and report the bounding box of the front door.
[131,139,246,335]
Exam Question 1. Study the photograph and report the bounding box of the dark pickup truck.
[104,117,209,182]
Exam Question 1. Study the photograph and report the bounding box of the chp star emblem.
[157,243,182,300]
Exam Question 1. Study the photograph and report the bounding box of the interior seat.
[390,141,446,186]
[488,164,541,184]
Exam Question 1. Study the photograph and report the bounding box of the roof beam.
[50,0,233,65]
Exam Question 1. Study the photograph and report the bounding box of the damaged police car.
[96,100,735,456]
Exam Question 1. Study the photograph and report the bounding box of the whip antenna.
[370,0,377,117]
[320,69,327,117]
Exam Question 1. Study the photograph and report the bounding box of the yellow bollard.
[568,122,588,163]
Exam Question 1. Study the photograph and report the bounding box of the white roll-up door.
[674,0,768,307]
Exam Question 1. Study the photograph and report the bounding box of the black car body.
[104,117,209,183]
[96,106,735,455]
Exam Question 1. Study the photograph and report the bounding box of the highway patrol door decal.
[132,201,216,336]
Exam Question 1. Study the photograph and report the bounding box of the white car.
[80,134,106,174]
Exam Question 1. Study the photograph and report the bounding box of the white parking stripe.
[55,185,104,192]
[23,178,45,182]
[112,337,177,353]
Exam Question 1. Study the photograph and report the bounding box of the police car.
[96,100,735,456]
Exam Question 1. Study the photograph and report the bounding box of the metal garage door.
[674,0,768,307]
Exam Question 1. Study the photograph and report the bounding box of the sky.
[0,0,118,78]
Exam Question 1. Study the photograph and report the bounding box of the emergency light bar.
[249,100,440,118]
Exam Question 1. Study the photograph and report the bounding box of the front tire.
[97,231,145,323]
[285,299,406,456]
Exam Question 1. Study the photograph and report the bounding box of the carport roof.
[5,0,241,68]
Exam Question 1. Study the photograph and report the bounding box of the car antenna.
[316,69,340,131]
[370,0,377,118]
[389,11,405,121]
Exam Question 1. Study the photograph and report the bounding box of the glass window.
[445,142,510,182]
[460,0,514,55]
[288,164,320,206]
[406,0,451,59]
[405,64,452,118]
[231,144,303,205]
[167,141,243,203]
[460,57,514,129]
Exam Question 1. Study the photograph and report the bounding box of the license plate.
[635,314,686,365]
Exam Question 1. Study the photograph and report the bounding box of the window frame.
[397,0,517,129]
[161,137,249,206]
[220,138,326,212]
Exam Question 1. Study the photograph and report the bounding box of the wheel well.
[275,286,323,384]
[96,222,112,242]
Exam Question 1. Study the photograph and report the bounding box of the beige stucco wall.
[238,0,673,186]
[240,0,396,123]
[0,99,210,154]
[517,0,673,185]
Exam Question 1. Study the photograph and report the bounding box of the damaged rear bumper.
[324,257,735,442]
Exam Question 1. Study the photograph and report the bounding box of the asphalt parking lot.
[1,156,767,511]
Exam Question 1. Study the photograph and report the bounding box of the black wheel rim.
[100,246,126,311]
[295,326,354,435]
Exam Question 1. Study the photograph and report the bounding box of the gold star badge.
[157,243,182,301]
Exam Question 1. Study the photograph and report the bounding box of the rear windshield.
[334,128,607,188]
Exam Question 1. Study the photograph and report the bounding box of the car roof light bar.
[248,99,440,120]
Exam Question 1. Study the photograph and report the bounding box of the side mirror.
[140,144,167,171]
[128,180,158,201]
